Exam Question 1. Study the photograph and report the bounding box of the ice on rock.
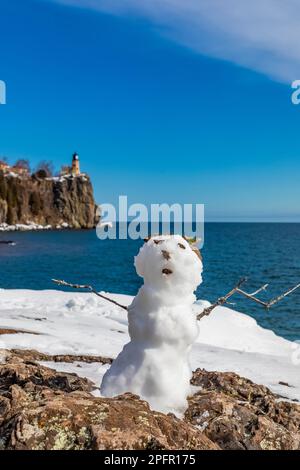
[101,235,203,414]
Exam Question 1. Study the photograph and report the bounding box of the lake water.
[0,223,299,341]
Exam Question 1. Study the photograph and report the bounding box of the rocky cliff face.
[0,173,98,229]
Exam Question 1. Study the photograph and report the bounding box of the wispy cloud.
[51,0,300,83]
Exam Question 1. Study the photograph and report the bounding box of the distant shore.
[0,222,72,232]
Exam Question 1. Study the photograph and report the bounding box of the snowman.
[101,234,203,414]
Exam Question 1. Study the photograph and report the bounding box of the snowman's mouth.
[162,268,173,275]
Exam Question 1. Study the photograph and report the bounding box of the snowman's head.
[134,235,203,296]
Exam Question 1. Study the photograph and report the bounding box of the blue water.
[0,223,299,341]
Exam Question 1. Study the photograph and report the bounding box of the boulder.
[0,350,218,450]
[186,369,300,450]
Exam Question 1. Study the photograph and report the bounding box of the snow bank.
[195,300,291,357]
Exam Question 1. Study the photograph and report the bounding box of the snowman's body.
[101,235,203,414]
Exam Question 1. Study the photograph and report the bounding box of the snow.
[46,174,87,182]
[0,222,70,232]
[101,235,203,414]
[0,287,299,406]
[194,300,292,356]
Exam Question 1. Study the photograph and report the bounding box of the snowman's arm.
[197,278,300,320]
[197,278,247,320]
[52,278,128,311]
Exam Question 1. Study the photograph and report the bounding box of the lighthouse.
[72,152,80,176]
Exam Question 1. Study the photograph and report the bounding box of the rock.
[0,351,94,394]
[0,172,98,228]
[0,350,218,450]
[0,329,41,336]
[186,369,300,450]
[9,349,113,365]
[1,350,299,451]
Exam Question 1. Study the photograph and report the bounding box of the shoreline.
[0,222,94,232]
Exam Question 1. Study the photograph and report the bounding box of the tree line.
[0,157,71,178]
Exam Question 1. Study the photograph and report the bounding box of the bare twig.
[197,278,247,320]
[235,287,268,307]
[266,283,300,308]
[249,284,269,296]
[52,279,128,311]
[197,278,300,321]
[237,283,300,309]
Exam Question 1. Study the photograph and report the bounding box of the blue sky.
[0,0,300,221]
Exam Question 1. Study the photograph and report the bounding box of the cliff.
[0,172,98,229]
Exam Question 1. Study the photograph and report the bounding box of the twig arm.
[197,278,300,321]
[235,288,268,307]
[249,284,269,296]
[197,278,247,320]
[267,283,300,308]
[52,279,128,311]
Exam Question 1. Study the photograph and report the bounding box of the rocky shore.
[1,349,299,450]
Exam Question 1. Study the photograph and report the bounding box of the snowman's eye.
[161,250,171,260]
[154,239,164,245]
[178,243,186,250]
[162,268,173,275]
